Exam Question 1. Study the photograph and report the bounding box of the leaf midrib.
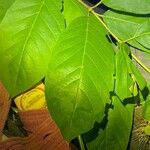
[13,0,45,93]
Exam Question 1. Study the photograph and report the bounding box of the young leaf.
[45,14,115,140]
[103,11,150,53]
[84,97,133,150]
[0,0,65,96]
[103,0,150,14]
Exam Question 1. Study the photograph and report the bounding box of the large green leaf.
[85,97,133,150]
[45,14,115,140]
[103,0,150,14]
[0,0,65,96]
[103,11,150,53]
[0,0,15,22]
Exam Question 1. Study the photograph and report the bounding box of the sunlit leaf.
[0,0,65,96]
[45,14,115,140]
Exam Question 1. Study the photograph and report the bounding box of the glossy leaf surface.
[0,0,65,96]
[45,14,115,140]
[0,1,149,149]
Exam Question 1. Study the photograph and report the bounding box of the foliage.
[0,0,150,149]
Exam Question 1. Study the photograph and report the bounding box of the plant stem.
[78,135,85,150]
[131,53,150,74]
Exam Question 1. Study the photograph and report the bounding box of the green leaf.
[0,0,15,22]
[103,11,150,53]
[103,0,150,14]
[45,14,115,140]
[63,0,88,26]
[85,97,133,150]
[115,45,133,100]
[0,0,65,96]
[115,44,146,100]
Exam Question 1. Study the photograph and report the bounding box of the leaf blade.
[0,0,65,96]
[45,14,115,140]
